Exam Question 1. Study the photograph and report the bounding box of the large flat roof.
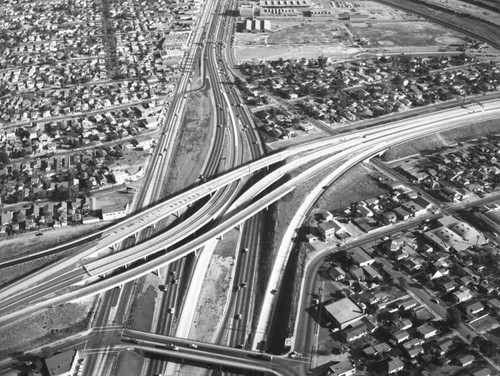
[324,297,364,326]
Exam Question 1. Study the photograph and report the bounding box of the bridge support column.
[148,222,156,229]
[216,234,223,240]
[153,268,162,279]
[109,244,118,251]
[235,223,242,231]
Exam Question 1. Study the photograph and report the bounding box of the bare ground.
[127,273,160,332]
[313,163,390,213]
[0,222,108,262]
[92,191,133,209]
[0,296,95,355]
[381,119,500,161]
[161,86,213,197]
[189,228,239,342]
[113,350,145,376]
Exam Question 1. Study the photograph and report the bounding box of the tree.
[397,276,407,289]
[446,307,462,329]
[318,55,328,68]
[481,340,498,357]
[393,75,404,85]
[473,337,498,357]
[0,150,10,165]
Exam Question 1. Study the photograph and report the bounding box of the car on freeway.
[242,247,248,253]
[234,313,242,320]
[168,343,179,351]
[188,343,198,349]
[289,351,297,358]
[171,278,179,285]
[167,307,175,314]
[240,282,247,288]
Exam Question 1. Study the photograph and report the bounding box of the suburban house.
[327,360,356,376]
[417,323,437,339]
[392,329,410,344]
[387,357,404,374]
[453,287,472,303]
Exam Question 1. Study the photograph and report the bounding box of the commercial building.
[239,4,255,18]
[324,297,365,329]
[318,219,349,240]
[348,247,374,267]
[424,216,486,252]
[102,203,129,221]
[259,0,310,7]
[476,205,500,232]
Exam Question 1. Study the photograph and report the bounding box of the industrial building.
[240,19,271,33]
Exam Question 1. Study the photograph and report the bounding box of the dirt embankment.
[161,84,213,197]
[382,118,500,161]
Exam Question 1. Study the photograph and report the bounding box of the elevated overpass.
[2,101,500,325]
[121,328,287,368]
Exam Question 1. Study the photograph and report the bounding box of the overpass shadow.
[142,352,263,375]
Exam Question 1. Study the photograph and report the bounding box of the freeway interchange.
[2,1,500,375]
[3,100,500,323]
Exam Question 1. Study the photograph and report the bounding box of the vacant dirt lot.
[314,163,389,213]
[189,228,239,342]
[233,0,473,62]
[351,21,466,47]
[161,86,213,197]
[0,221,107,263]
[0,297,95,354]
